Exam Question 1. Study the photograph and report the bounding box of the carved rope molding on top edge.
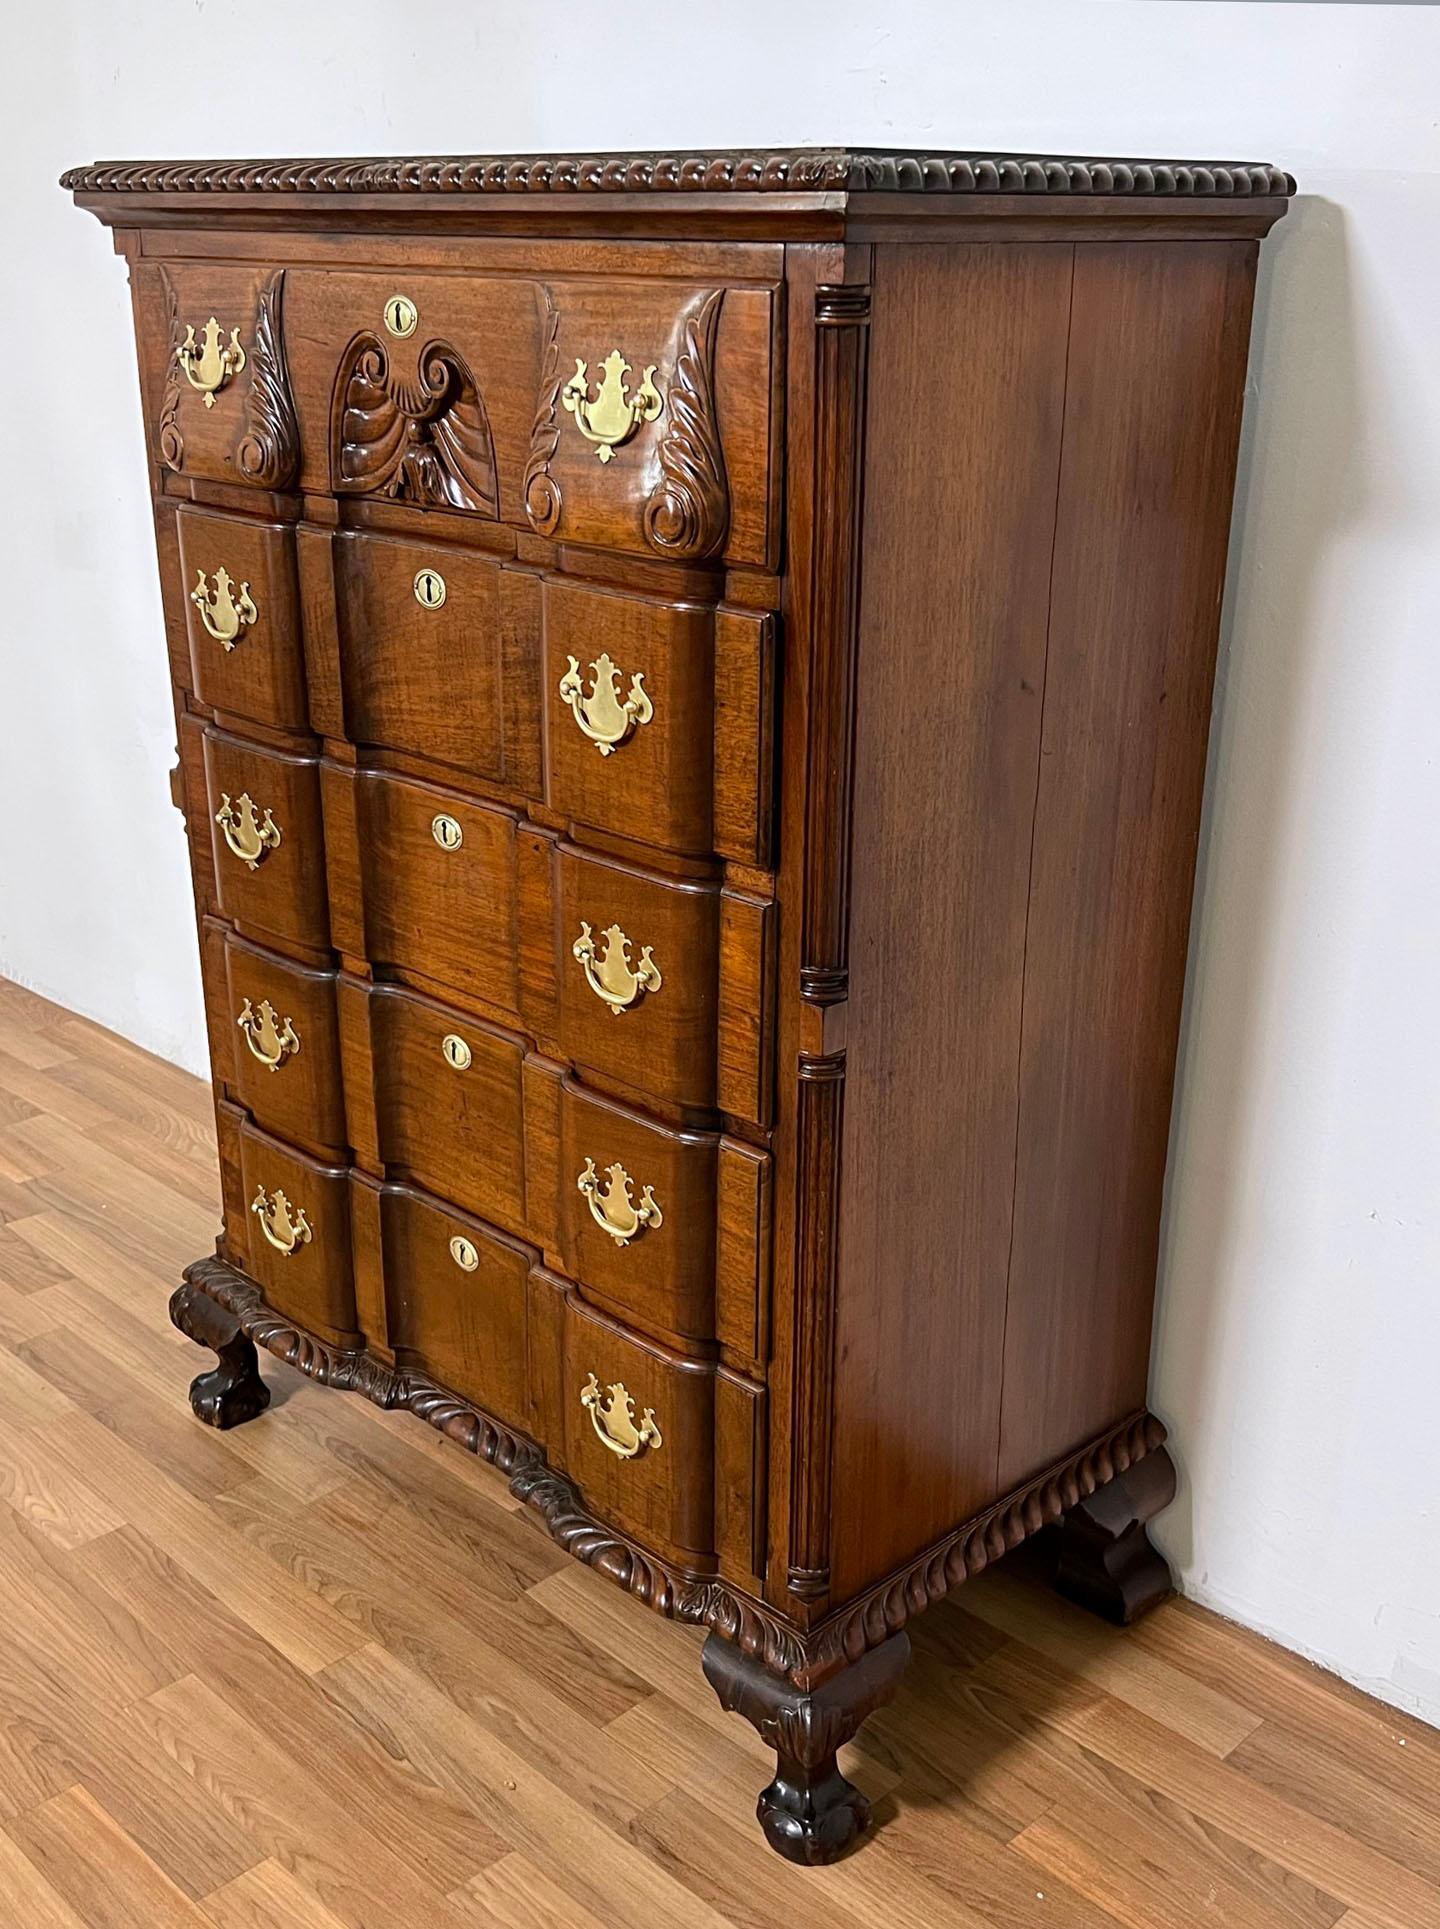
[61,151,1295,198]
[179,1256,1167,1686]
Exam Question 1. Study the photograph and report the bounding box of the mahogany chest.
[66,145,1292,1863]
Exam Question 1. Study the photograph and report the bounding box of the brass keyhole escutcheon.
[441,1033,472,1071]
[450,1235,479,1272]
[413,567,447,609]
[384,294,418,339]
[431,813,463,851]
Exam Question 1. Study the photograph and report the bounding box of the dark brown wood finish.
[68,145,1291,1864]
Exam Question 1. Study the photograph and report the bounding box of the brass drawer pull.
[251,1185,311,1257]
[215,791,281,870]
[559,652,653,756]
[578,1159,662,1247]
[563,348,662,462]
[191,567,257,650]
[236,998,300,1072]
[431,812,463,851]
[441,1033,472,1071]
[449,1234,480,1272]
[581,1374,663,1459]
[572,921,661,1015]
[176,316,246,405]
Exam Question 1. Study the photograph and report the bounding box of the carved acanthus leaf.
[157,267,184,472]
[643,287,729,561]
[237,268,299,489]
[522,288,564,536]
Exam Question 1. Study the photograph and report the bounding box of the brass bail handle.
[215,792,282,870]
[558,653,653,756]
[191,567,258,650]
[176,316,246,406]
[572,921,661,1015]
[577,1159,662,1247]
[580,1373,663,1459]
[251,1185,312,1257]
[562,348,663,462]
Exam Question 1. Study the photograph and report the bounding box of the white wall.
[4,1,1437,1722]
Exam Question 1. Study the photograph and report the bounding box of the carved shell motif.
[331,335,498,514]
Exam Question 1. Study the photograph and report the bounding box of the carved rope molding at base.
[62,149,1295,199]
[800,1408,1169,1681]
[177,1256,1166,1686]
[178,1255,806,1676]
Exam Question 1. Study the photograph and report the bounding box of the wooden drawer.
[177,508,306,730]
[322,528,539,790]
[555,843,720,1109]
[270,267,778,565]
[545,586,774,866]
[202,727,329,953]
[543,578,712,854]
[221,930,344,1155]
[238,1120,357,1348]
[322,765,520,1017]
[552,1078,717,1347]
[560,1291,715,1568]
[136,261,297,491]
[377,1184,530,1432]
[339,981,526,1237]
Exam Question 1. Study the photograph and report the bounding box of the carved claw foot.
[168,1279,270,1429]
[702,1631,910,1864]
[1054,1444,1177,1625]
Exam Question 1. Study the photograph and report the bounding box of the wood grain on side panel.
[998,242,1259,1488]
[829,243,1074,1599]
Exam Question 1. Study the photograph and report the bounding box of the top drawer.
[138,262,779,566]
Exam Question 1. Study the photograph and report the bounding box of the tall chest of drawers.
[66,146,1292,1864]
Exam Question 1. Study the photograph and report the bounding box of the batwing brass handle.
[236,998,300,1073]
[176,316,246,406]
[562,349,662,462]
[215,791,281,870]
[191,567,257,650]
[558,653,653,756]
[251,1184,312,1257]
[577,1159,662,1247]
[572,921,661,1015]
[580,1373,663,1459]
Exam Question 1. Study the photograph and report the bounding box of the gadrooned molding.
[62,148,1295,200]
[177,1254,1167,1687]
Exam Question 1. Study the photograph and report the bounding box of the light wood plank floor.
[0,973,1436,1928]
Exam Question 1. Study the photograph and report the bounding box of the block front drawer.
[178,507,306,731]
[201,727,330,954]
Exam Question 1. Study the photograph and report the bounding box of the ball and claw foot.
[702,1630,911,1865]
[1054,1444,1177,1625]
[168,1279,270,1430]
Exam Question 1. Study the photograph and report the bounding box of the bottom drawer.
[377,1184,530,1432]
[559,1290,715,1569]
[238,1120,358,1348]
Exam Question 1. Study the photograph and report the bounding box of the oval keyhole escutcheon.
[431,813,463,851]
[413,567,446,609]
[450,1235,479,1272]
[441,1033,472,1071]
[384,294,418,339]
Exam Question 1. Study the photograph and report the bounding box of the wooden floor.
[0,976,1437,1929]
